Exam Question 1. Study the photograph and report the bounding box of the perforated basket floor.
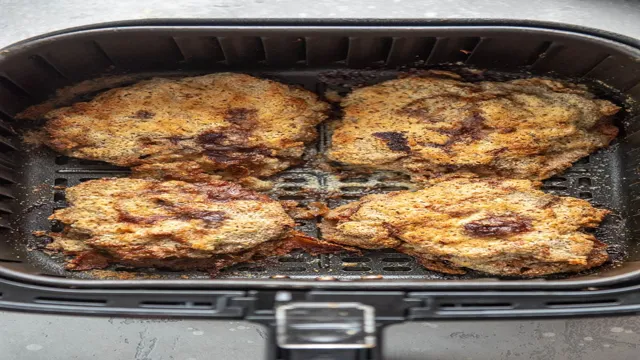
[2,68,629,281]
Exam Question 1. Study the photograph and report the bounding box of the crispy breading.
[47,178,346,271]
[328,72,619,180]
[320,178,609,277]
[24,73,329,181]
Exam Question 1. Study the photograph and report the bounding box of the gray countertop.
[1,0,640,359]
[2,0,640,50]
[1,311,639,360]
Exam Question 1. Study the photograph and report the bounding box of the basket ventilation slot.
[545,299,619,308]
[139,301,214,309]
[439,302,515,310]
[34,297,107,307]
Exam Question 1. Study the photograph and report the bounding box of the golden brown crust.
[63,231,352,274]
[328,73,620,180]
[320,178,610,277]
[50,178,355,273]
[25,73,329,181]
[48,178,297,266]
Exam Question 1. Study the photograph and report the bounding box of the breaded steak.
[320,178,609,277]
[26,73,329,181]
[48,178,344,271]
[328,72,620,180]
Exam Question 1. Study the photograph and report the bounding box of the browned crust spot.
[224,108,258,129]
[463,215,533,237]
[132,110,155,119]
[372,132,411,152]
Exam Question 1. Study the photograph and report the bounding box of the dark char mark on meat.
[196,129,275,168]
[372,132,411,152]
[196,131,227,145]
[464,215,532,237]
[412,112,488,152]
[180,210,226,226]
[225,108,258,127]
[132,110,155,119]
[439,112,487,145]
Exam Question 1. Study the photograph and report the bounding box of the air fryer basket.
[1,23,640,292]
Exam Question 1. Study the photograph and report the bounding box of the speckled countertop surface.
[1,0,640,49]
[1,0,640,359]
[0,312,639,359]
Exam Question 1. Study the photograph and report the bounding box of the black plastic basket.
[1,21,640,359]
